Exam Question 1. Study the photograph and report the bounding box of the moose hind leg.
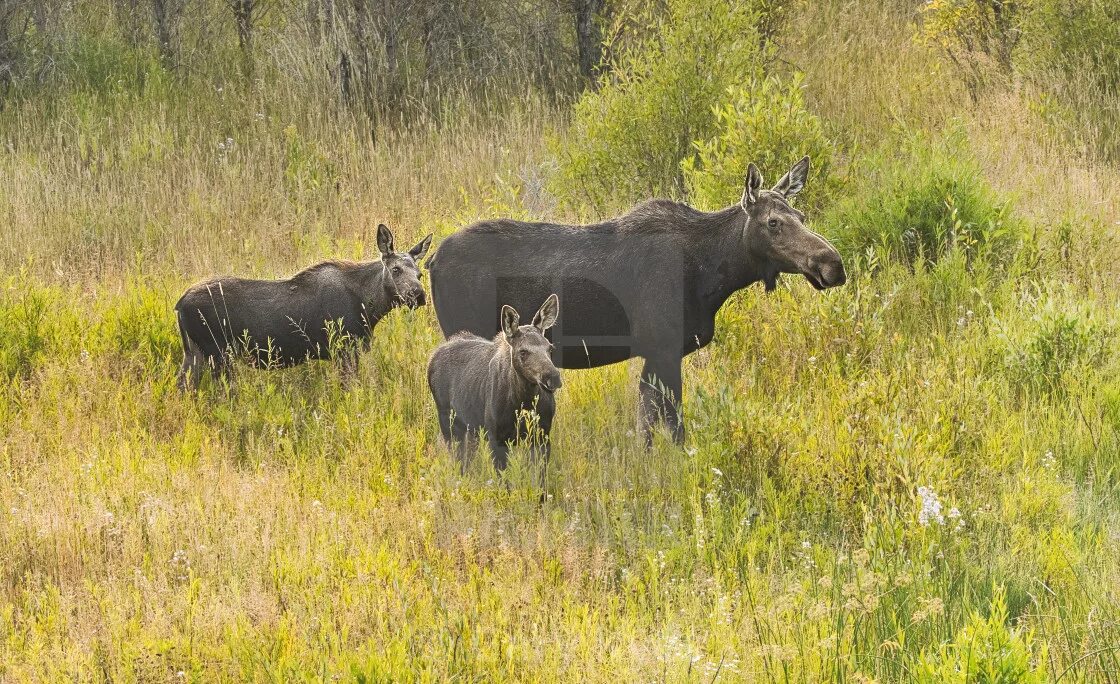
[638,356,685,446]
[178,350,203,391]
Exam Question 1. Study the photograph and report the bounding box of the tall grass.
[2,0,1120,680]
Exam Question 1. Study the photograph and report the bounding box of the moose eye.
[548,344,555,353]
[519,349,530,358]
[392,266,402,275]
[768,218,779,229]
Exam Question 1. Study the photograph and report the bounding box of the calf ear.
[773,156,810,198]
[532,294,559,332]
[376,224,395,256]
[409,233,433,262]
[501,305,520,339]
[742,163,764,206]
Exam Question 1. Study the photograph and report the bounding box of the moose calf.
[427,295,562,474]
[176,223,432,389]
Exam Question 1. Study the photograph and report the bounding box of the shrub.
[822,129,1025,271]
[548,0,767,213]
[682,74,837,212]
[917,586,1047,683]
[919,0,1120,159]
[994,289,1113,398]
[1018,0,1120,160]
[917,0,1027,98]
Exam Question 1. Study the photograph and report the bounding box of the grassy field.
[2,1,1120,681]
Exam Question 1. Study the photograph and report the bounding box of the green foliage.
[917,0,1027,96]
[548,0,766,212]
[1019,0,1120,159]
[920,0,1120,158]
[282,124,338,202]
[0,282,55,380]
[824,130,1025,271]
[994,289,1113,398]
[918,586,1047,683]
[682,74,837,211]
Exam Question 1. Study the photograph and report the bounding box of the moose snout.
[806,251,846,290]
[539,370,563,393]
[413,288,427,306]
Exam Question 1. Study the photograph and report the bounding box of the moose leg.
[178,349,203,391]
[488,434,510,474]
[453,420,476,475]
[338,346,360,389]
[436,406,454,446]
[207,352,231,386]
[638,355,685,446]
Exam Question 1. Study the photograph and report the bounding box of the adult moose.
[176,224,432,389]
[428,157,845,444]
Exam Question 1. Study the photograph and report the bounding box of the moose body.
[176,224,432,389]
[427,295,562,472]
[428,157,846,443]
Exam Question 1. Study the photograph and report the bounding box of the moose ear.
[742,163,764,205]
[532,294,559,332]
[773,156,810,198]
[501,305,520,339]
[376,223,395,256]
[409,233,433,261]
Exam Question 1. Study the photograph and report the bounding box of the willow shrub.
[823,128,1030,272]
[682,74,838,213]
[548,0,766,214]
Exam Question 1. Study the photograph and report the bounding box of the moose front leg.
[488,434,511,473]
[338,345,360,389]
[638,355,685,446]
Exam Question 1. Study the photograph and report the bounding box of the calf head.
[741,156,846,292]
[502,294,562,394]
[377,223,433,309]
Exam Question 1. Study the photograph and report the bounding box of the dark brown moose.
[176,224,433,389]
[427,294,562,473]
[428,157,845,444]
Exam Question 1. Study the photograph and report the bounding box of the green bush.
[682,74,837,212]
[994,290,1113,398]
[823,129,1025,271]
[917,586,1047,683]
[919,0,1120,159]
[548,0,767,213]
[1019,0,1120,160]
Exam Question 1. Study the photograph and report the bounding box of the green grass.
[1,0,1119,681]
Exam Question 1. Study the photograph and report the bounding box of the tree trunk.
[151,0,175,69]
[232,0,254,77]
[574,0,603,88]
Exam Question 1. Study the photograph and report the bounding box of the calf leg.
[435,405,454,446]
[453,420,476,475]
[638,355,685,446]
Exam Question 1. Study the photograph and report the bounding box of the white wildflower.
[917,486,944,526]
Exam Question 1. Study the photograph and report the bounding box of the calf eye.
[767,218,779,228]
[392,266,402,275]
[519,349,529,359]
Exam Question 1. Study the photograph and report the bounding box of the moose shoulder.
[428,157,845,444]
[176,224,433,389]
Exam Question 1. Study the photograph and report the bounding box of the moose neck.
[700,206,768,313]
[492,337,536,407]
[363,261,396,324]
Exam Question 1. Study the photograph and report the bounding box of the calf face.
[377,223,433,309]
[501,294,562,394]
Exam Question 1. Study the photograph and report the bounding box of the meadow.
[1,0,1119,680]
